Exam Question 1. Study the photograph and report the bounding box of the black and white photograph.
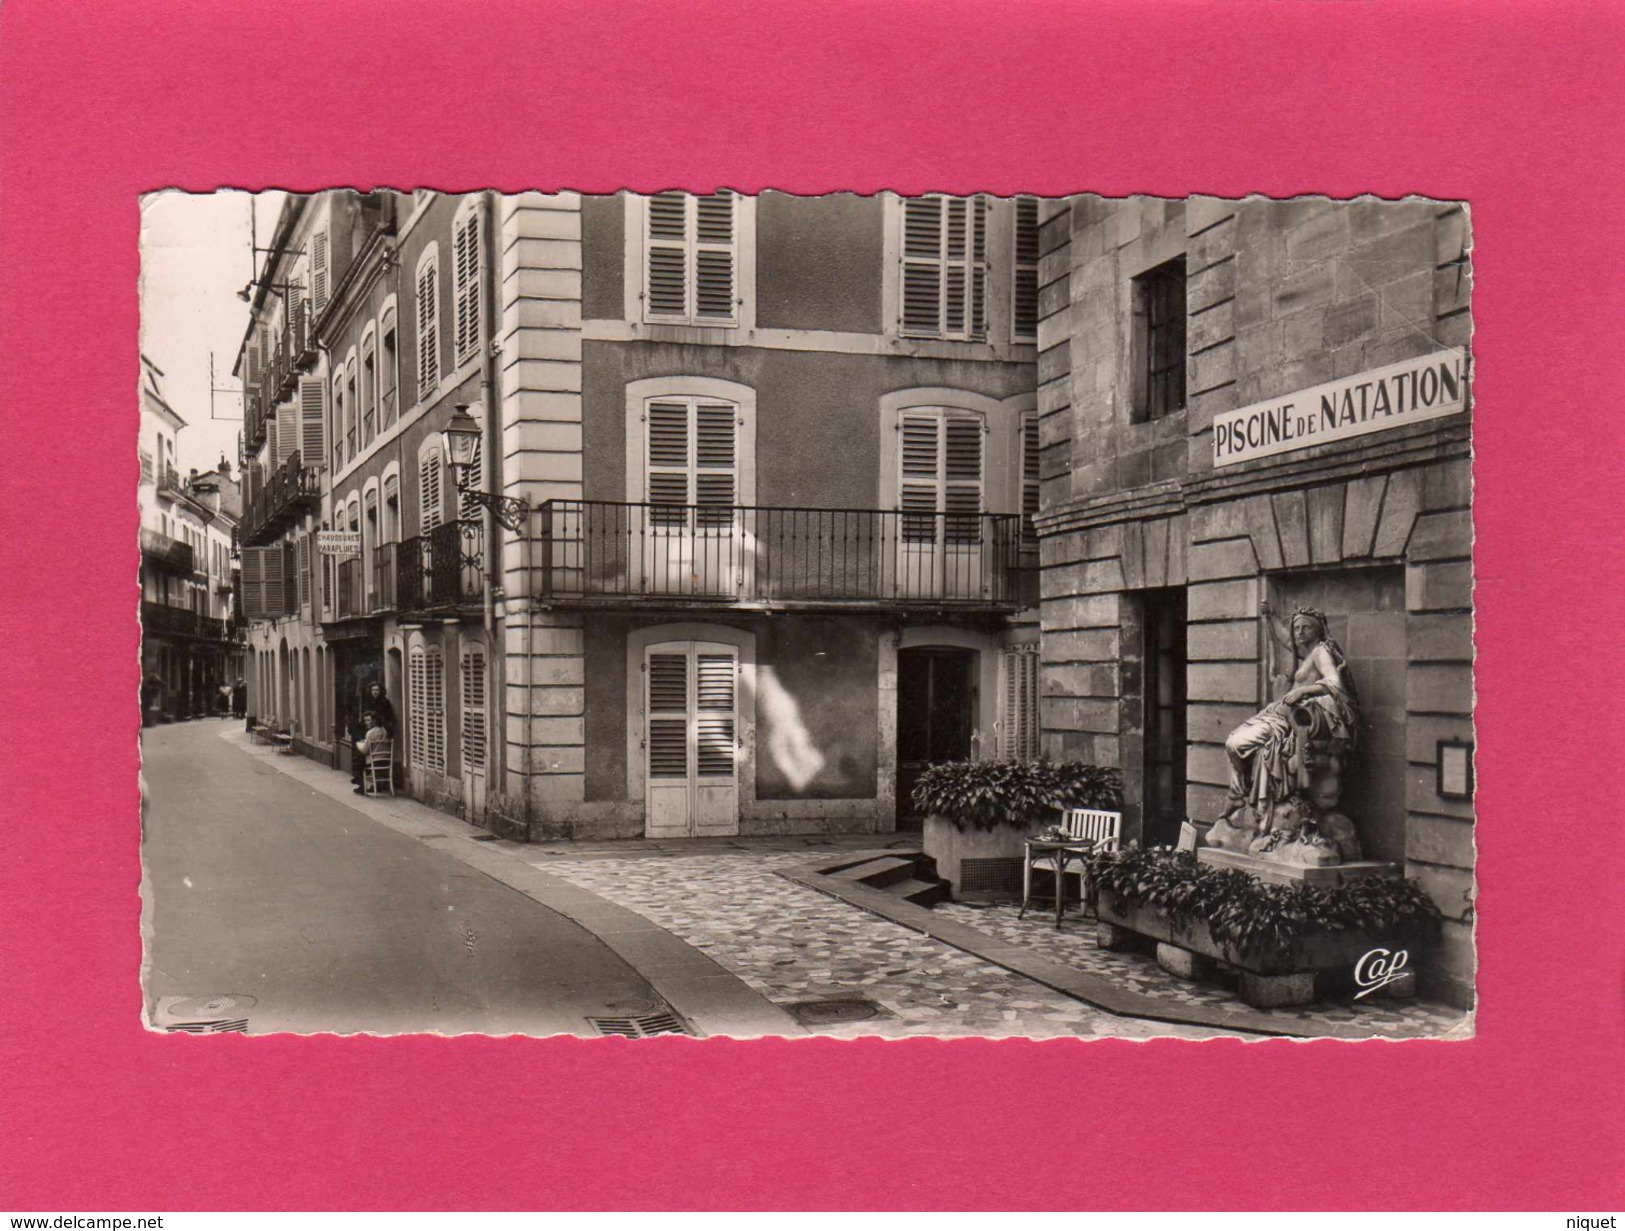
[138,190,1476,1041]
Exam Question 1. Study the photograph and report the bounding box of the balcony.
[397,521,484,614]
[535,501,1032,611]
[241,450,320,546]
[243,301,316,450]
[141,601,237,642]
[140,527,196,575]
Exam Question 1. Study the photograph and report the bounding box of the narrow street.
[140,719,665,1036]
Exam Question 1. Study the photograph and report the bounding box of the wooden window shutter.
[693,192,736,322]
[261,542,285,615]
[1022,415,1041,548]
[310,230,329,317]
[461,647,486,771]
[1013,197,1039,339]
[900,196,988,340]
[245,331,263,387]
[646,652,689,780]
[282,540,299,614]
[898,410,983,543]
[694,652,737,778]
[265,420,279,470]
[646,400,691,526]
[299,377,326,466]
[417,257,440,398]
[275,402,298,466]
[1003,647,1040,760]
[241,548,264,620]
[645,193,689,318]
[296,534,311,610]
[409,647,427,768]
[425,647,446,774]
[453,211,481,366]
[900,199,942,335]
[420,451,443,532]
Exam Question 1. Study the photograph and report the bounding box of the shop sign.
[317,530,362,558]
[1213,348,1467,468]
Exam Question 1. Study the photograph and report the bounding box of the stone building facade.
[1032,197,1475,1006]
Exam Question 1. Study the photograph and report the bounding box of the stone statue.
[1207,602,1363,865]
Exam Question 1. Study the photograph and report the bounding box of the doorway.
[644,640,741,838]
[1140,588,1188,847]
[896,647,977,830]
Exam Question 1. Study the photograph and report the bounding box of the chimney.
[218,454,232,477]
[189,468,199,485]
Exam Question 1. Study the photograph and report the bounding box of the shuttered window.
[1013,196,1039,340]
[299,376,326,466]
[310,229,329,318]
[647,653,689,779]
[1021,413,1041,549]
[459,435,483,522]
[899,410,983,544]
[900,195,989,340]
[241,547,265,620]
[644,191,738,325]
[275,401,298,467]
[379,310,400,429]
[296,535,310,610]
[423,646,446,774]
[645,397,737,529]
[1003,645,1041,760]
[419,450,443,532]
[345,359,359,461]
[646,647,737,781]
[452,207,482,367]
[461,646,486,772]
[409,647,427,769]
[416,253,440,399]
[331,373,346,471]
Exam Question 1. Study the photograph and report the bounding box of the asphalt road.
[140,719,664,1036]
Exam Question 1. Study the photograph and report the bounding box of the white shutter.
[900,196,988,340]
[409,647,427,768]
[424,647,446,774]
[1003,646,1040,760]
[898,410,983,544]
[241,548,264,620]
[461,646,486,771]
[694,653,737,778]
[645,397,737,528]
[265,419,279,471]
[899,415,940,543]
[420,452,443,532]
[645,191,737,324]
[647,400,691,526]
[261,543,285,615]
[417,257,440,397]
[646,652,689,780]
[453,209,481,366]
[310,230,329,317]
[299,377,326,467]
[276,401,298,466]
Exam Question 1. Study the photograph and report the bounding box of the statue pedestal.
[1196,847,1401,889]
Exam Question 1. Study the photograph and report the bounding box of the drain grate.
[785,998,887,1026]
[470,834,501,842]
[588,1010,688,1038]
[158,993,256,1035]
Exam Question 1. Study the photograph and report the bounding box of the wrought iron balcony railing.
[140,527,196,575]
[535,501,1031,609]
[397,520,484,613]
[324,541,404,623]
[241,450,320,547]
[141,600,237,642]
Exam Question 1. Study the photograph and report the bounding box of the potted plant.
[912,759,1121,898]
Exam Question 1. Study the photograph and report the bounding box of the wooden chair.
[363,736,395,796]
[1022,808,1122,921]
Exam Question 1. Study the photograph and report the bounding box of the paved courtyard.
[527,843,1469,1040]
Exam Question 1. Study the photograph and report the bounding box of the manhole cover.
[785,998,887,1026]
[157,993,257,1034]
[588,1010,689,1038]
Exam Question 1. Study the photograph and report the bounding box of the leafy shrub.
[911,759,1122,832]
[1085,847,1442,960]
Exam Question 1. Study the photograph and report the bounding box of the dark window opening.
[1134,255,1187,421]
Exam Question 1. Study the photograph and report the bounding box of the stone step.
[891,878,950,908]
[829,856,919,888]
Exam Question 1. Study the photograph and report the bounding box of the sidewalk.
[222,727,1470,1040]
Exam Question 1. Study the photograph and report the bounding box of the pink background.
[1,0,1621,1211]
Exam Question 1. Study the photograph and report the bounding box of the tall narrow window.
[900,195,989,340]
[409,647,427,769]
[379,309,400,429]
[360,332,376,445]
[898,410,983,544]
[424,647,446,774]
[645,397,738,528]
[452,203,482,366]
[419,448,444,533]
[1012,197,1039,341]
[416,250,440,399]
[644,191,738,325]
[299,376,326,470]
[1134,255,1187,421]
[1020,413,1041,550]
[345,358,359,461]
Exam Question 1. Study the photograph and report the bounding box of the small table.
[1019,838,1098,929]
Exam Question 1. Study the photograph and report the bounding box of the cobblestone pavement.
[933,901,1472,1039]
[536,849,1221,1039]
[535,846,1471,1040]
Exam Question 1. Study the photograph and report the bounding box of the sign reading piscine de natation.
[1213,348,1467,468]
[317,530,362,558]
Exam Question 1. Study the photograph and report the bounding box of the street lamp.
[440,404,530,533]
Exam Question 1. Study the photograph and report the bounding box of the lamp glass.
[442,423,479,470]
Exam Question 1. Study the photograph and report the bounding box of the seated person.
[351,712,389,793]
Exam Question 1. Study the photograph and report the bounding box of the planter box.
[1098,891,1424,1008]
[923,814,1045,899]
